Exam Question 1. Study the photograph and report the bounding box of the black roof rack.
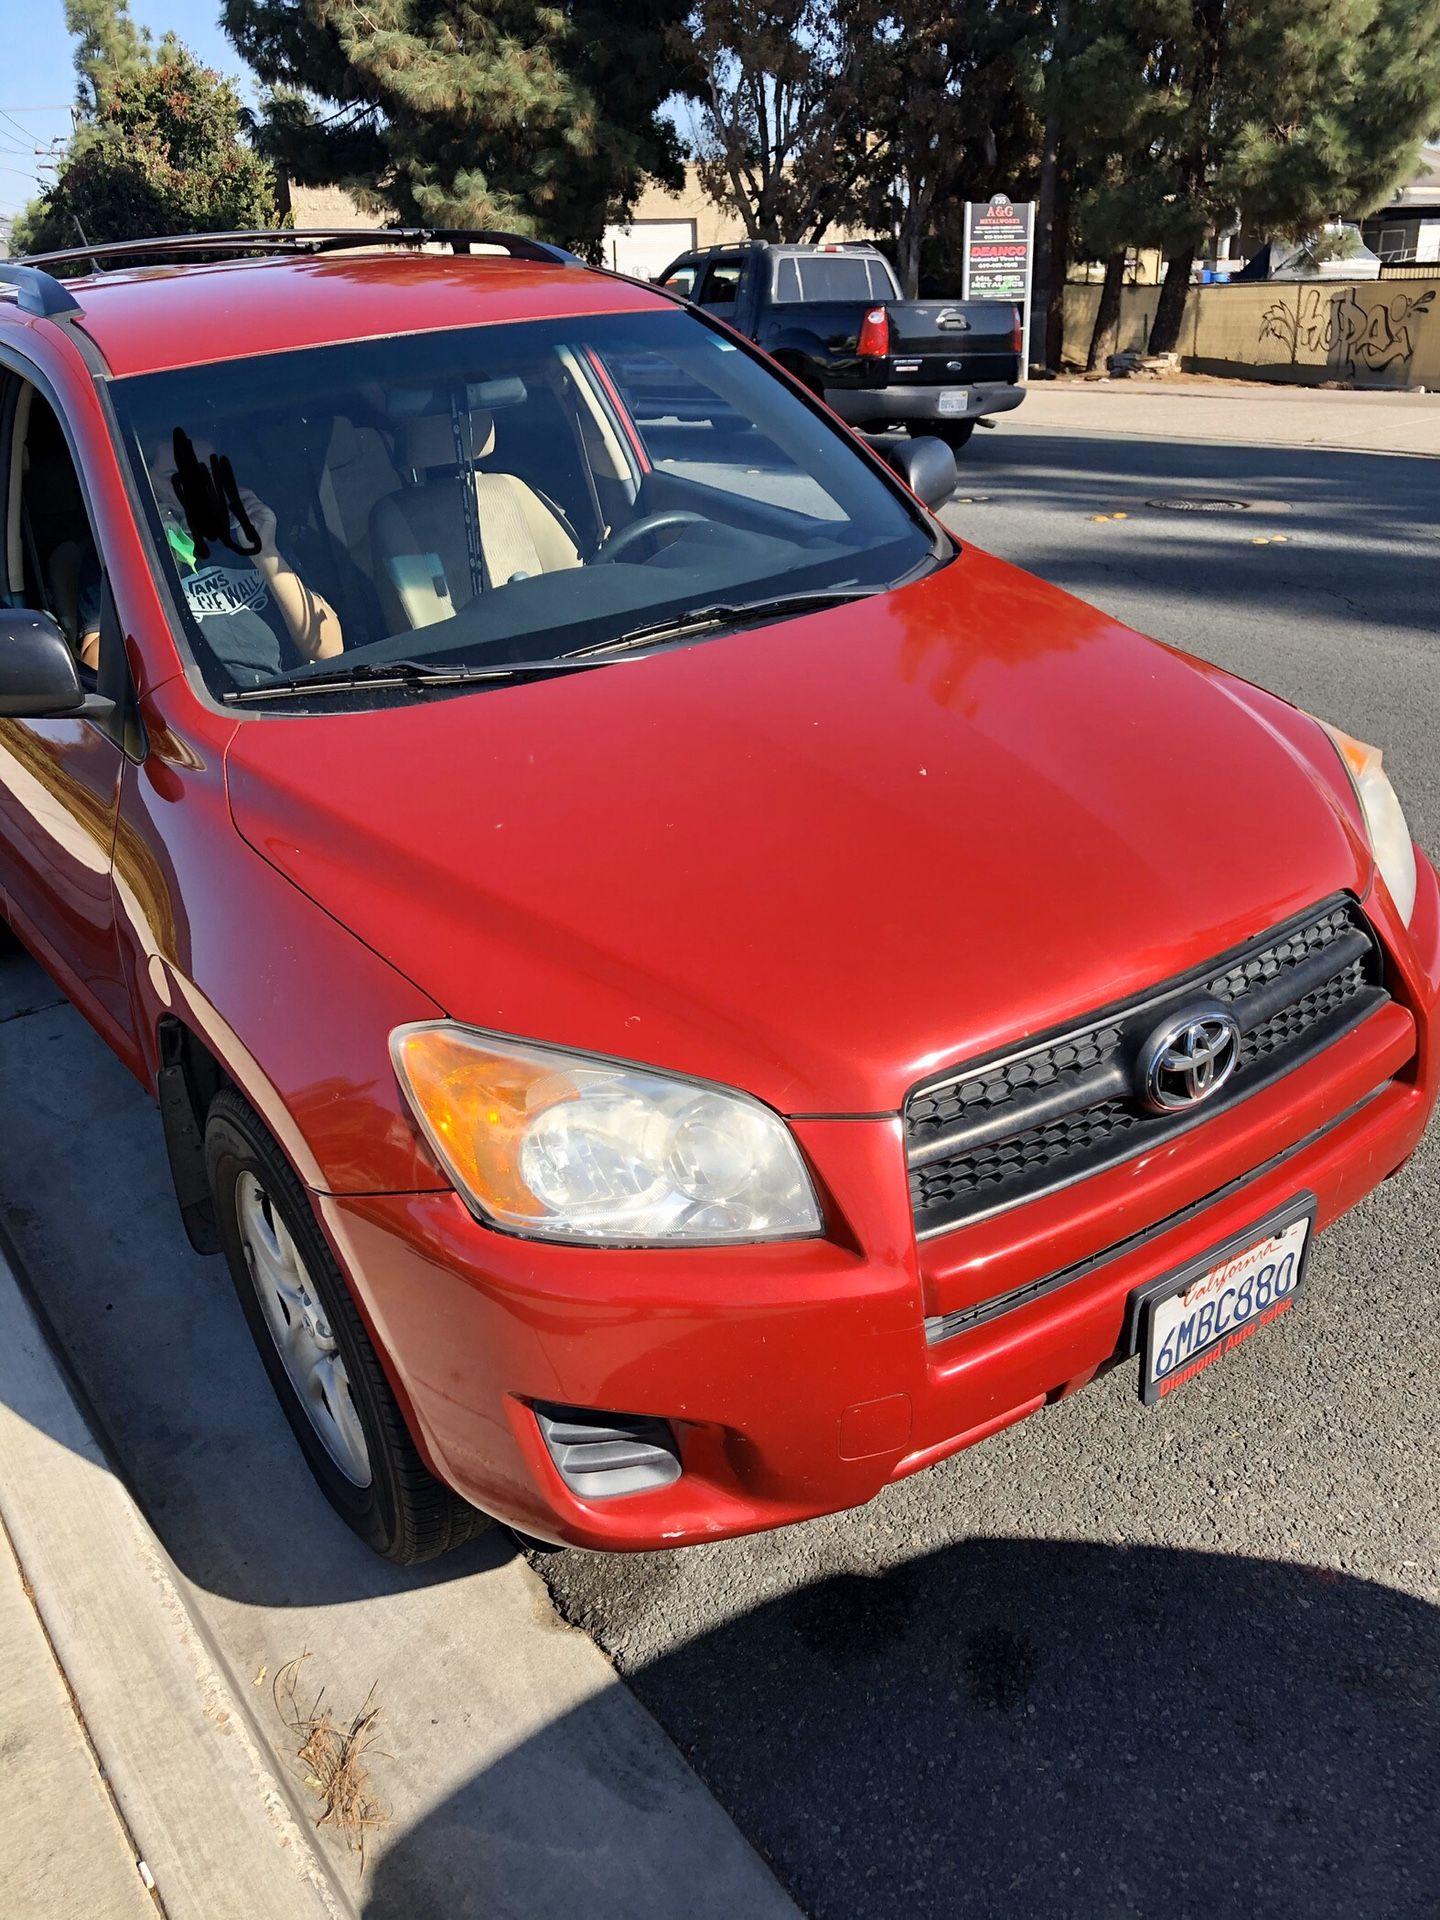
[15,227,583,275]
[0,262,85,319]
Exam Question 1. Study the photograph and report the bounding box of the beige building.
[291,172,744,279]
[601,168,752,278]
[602,167,875,277]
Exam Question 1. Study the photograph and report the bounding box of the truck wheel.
[205,1089,489,1565]
[914,420,974,452]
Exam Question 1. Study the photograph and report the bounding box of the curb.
[0,1243,355,1920]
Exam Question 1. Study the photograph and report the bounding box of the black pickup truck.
[654,241,1025,450]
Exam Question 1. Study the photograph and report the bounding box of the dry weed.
[273,1655,390,1869]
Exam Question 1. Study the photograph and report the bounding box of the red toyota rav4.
[1,232,1434,1561]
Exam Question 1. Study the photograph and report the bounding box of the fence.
[1061,277,1440,388]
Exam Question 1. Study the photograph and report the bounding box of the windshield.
[110,308,941,709]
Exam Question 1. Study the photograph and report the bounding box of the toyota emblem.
[1139,1007,1242,1112]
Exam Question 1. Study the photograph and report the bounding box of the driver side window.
[3,378,105,681]
[695,260,743,312]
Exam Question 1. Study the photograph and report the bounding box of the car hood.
[226,546,1369,1115]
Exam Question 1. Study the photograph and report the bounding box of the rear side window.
[695,261,743,308]
[771,255,897,303]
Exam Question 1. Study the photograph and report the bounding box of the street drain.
[1147,496,1253,513]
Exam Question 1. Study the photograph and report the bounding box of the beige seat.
[370,410,581,632]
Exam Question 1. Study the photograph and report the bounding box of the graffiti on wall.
[1259,285,1434,379]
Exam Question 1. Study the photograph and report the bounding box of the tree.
[11,48,280,259]
[1061,0,1192,368]
[66,0,156,111]
[1141,0,1440,352]
[225,0,693,249]
[685,0,1041,293]
[685,0,866,242]
[848,0,1037,296]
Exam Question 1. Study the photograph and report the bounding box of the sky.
[0,1,252,220]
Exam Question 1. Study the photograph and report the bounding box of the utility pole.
[34,137,68,176]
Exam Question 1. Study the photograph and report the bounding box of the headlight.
[391,1024,823,1244]
[1317,721,1418,925]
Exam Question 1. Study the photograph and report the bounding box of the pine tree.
[1142,0,1440,352]
[66,0,155,112]
[1061,0,1192,368]
[224,0,692,249]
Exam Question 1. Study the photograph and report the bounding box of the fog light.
[534,1403,682,1499]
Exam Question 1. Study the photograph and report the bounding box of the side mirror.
[883,436,958,510]
[0,609,92,720]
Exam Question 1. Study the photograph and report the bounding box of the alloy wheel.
[234,1170,372,1487]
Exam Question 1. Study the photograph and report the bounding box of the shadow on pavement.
[946,429,1440,639]
[369,1538,1440,1920]
[0,946,511,1606]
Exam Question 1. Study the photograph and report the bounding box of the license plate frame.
[1130,1194,1316,1405]
[937,389,971,415]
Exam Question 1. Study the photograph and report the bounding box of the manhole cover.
[1147,497,1252,513]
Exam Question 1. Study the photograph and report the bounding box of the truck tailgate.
[887,300,1017,385]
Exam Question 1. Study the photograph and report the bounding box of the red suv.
[1,231,1434,1560]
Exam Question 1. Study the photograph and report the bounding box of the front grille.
[906,898,1386,1239]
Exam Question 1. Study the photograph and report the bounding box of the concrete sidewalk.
[0,1247,348,1919]
[0,1513,155,1919]
[1014,378,1440,456]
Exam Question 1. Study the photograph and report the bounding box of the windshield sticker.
[183,564,270,622]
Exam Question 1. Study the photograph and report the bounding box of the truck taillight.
[857,306,890,358]
[1012,305,1023,353]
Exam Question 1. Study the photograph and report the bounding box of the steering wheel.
[592,511,707,564]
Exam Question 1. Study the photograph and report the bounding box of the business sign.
[962,193,1034,377]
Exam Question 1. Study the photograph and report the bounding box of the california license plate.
[1134,1200,1314,1405]
[937,389,970,415]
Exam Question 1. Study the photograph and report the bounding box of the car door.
[0,365,131,1054]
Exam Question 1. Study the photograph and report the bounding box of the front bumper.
[317,859,1439,1551]
[824,380,1026,428]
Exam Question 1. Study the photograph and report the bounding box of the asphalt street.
[535,415,1440,1920]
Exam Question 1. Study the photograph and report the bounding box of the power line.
[0,108,60,145]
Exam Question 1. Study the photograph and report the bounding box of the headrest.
[398,409,496,477]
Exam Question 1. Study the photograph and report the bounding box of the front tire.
[206,1089,488,1564]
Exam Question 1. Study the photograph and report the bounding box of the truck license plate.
[937,389,970,415]
[1135,1202,1313,1404]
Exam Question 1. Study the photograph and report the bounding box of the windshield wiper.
[222,584,895,703]
[221,654,635,704]
[569,585,884,658]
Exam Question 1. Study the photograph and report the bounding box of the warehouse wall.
[1062,278,1439,387]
